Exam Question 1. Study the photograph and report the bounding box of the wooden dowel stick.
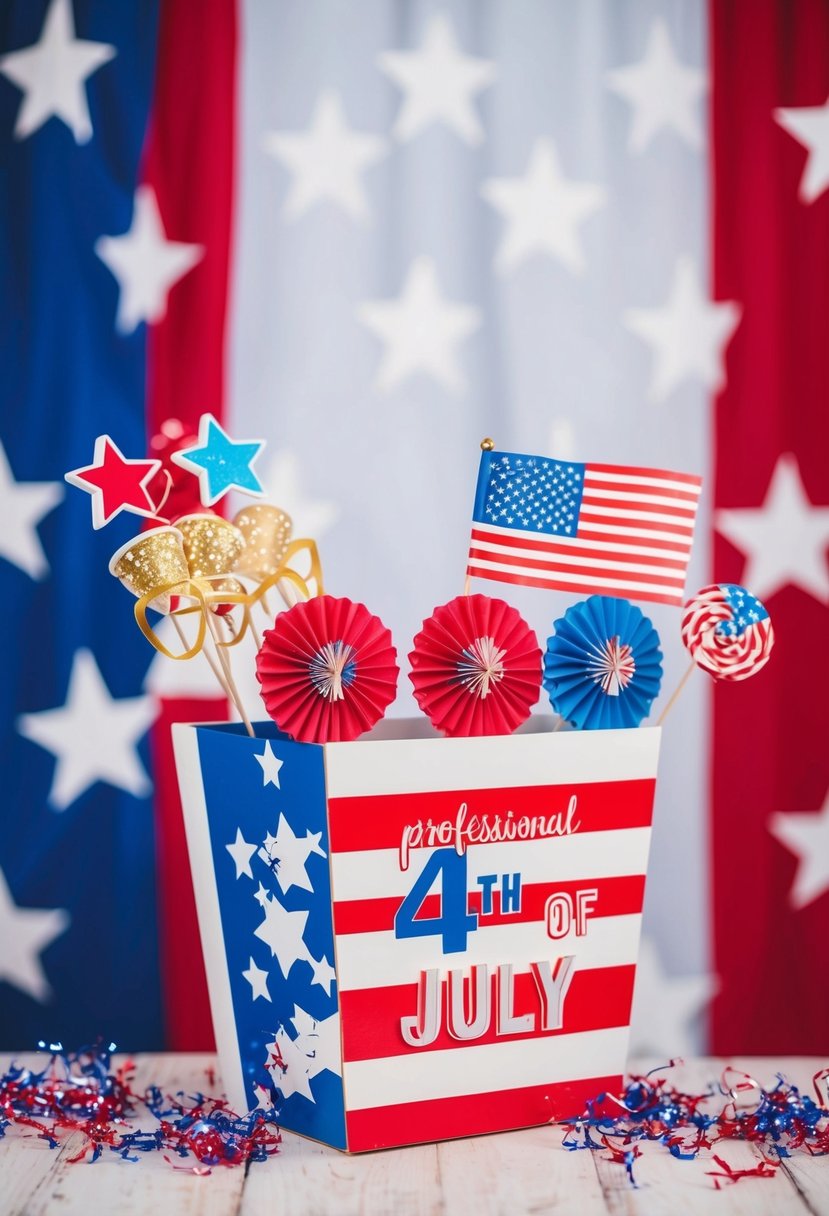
[206,612,254,737]
[657,659,696,726]
[169,613,230,699]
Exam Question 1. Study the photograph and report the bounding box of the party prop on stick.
[256,595,398,743]
[65,435,164,529]
[176,512,247,615]
[543,595,663,730]
[409,594,542,737]
[171,413,265,507]
[682,583,774,682]
[231,505,323,610]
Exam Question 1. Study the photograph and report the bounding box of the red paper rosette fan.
[409,594,542,737]
[256,595,399,743]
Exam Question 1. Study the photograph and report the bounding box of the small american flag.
[467,449,702,607]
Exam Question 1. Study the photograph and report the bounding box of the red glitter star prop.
[65,436,162,529]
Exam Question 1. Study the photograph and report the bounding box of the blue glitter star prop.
[171,414,265,506]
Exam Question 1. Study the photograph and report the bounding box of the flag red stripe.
[470,551,687,589]
[583,477,701,502]
[333,874,646,935]
[578,511,695,537]
[470,526,689,558]
[327,778,656,853]
[587,463,702,486]
[469,542,688,574]
[345,1074,621,1151]
[581,493,699,521]
[340,965,636,1062]
[143,0,237,1051]
[467,565,684,605]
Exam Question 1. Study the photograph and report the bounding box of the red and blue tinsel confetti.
[560,1060,829,1188]
[0,1041,281,1171]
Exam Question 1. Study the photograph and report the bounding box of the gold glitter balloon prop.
[232,504,293,579]
[109,527,190,615]
[177,512,248,605]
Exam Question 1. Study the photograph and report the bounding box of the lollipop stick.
[170,613,229,700]
[657,660,696,726]
[206,612,255,737]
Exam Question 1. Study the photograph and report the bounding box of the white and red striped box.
[174,718,660,1152]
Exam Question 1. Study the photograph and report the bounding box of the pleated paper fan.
[256,595,398,743]
[409,594,542,737]
[543,596,663,730]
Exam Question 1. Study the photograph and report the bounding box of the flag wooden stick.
[657,659,696,726]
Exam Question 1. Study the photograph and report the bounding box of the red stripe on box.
[327,779,656,854]
[345,1073,621,1151]
[333,874,646,935]
[466,566,685,605]
[340,965,636,1062]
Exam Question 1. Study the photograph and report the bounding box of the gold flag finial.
[480,437,495,451]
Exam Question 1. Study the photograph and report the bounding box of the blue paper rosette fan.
[543,596,663,730]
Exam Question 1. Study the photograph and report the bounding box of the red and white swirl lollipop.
[681,583,774,681]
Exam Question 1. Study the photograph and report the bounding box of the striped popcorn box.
[173,719,660,1152]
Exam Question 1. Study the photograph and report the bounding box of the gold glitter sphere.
[109,526,189,614]
[176,513,247,601]
[232,504,293,580]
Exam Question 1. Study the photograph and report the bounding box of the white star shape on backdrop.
[291,1005,342,1079]
[17,648,155,811]
[629,937,717,1057]
[357,256,481,394]
[263,90,387,222]
[308,954,336,996]
[605,18,706,153]
[95,185,204,333]
[0,440,63,580]
[769,792,829,910]
[0,866,69,1003]
[226,827,257,880]
[378,13,495,145]
[242,955,272,1002]
[0,0,115,143]
[624,255,741,402]
[255,740,283,789]
[481,139,606,275]
[716,453,829,604]
[259,811,326,895]
[775,98,829,203]
[254,890,310,980]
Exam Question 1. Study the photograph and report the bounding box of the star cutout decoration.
[0,866,69,1003]
[629,936,717,1057]
[605,18,706,153]
[624,255,741,403]
[266,1026,315,1101]
[255,740,284,789]
[0,0,115,143]
[775,97,829,203]
[17,648,155,812]
[254,881,270,908]
[0,440,62,579]
[263,90,387,222]
[95,185,204,334]
[242,955,272,1002]
[290,1005,342,1079]
[65,435,162,529]
[716,453,829,604]
[172,413,265,507]
[308,953,336,996]
[226,827,257,880]
[357,256,481,395]
[770,792,829,910]
[378,13,496,145]
[481,139,606,275]
[254,890,310,980]
[258,811,326,895]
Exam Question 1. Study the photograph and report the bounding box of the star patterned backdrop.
[0,0,827,1059]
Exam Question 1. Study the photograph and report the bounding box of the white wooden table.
[2,1054,827,1215]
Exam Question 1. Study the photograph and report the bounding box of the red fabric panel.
[143,0,237,1049]
[710,0,829,1051]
